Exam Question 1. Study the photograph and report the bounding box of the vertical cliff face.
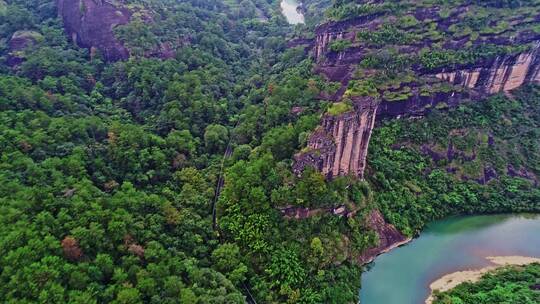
[57,0,131,61]
[435,43,540,94]
[313,14,381,63]
[294,6,540,180]
[293,97,378,180]
[376,43,540,118]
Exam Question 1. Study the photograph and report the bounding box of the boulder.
[7,30,43,66]
[57,0,132,61]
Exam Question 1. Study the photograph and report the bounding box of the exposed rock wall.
[313,13,382,61]
[378,44,540,118]
[435,42,540,94]
[377,90,472,118]
[358,209,410,265]
[293,97,378,179]
[295,11,540,180]
[9,31,43,51]
[57,0,131,61]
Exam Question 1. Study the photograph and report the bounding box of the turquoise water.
[360,214,540,304]
[280,0,304,24]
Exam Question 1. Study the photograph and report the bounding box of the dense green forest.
[369,86,540,235]
[433,264,540,304]
[0,0,539,303]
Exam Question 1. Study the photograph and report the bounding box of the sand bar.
[425,256,540,304]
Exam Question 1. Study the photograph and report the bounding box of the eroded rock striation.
[435,43,540,95]
[57,0,132,61]
[294,97,378,179]
[294,2,540,180]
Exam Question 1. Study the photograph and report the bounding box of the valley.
[0,0,539,303]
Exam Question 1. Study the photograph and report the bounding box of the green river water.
[360,214,540,304]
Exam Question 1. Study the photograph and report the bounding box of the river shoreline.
[425,255,540,304]
[361,237,413,265]
[360,214,540,304]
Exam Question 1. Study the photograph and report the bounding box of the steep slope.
[2,0,540,303]
[293,96,378,179]
[358,209,409,264]
[294,0,540,179]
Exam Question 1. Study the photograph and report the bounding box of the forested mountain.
[0,0,539,303]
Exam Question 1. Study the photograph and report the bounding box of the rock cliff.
[373,44,540,117]
[57,0,132,61]
[435,43,540,95]
[294,97,378,179]
[358,209,409,265]
[294,2,540,179]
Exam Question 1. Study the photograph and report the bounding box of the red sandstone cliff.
[358,209,409,265]
[435,43,540,95]
[293,7,540,180]
[375,45,540,117]
[294,97,378,180]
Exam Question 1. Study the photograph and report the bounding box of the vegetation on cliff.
[316,0,540,104]
[326,100,353,115]
[368,85,540,235]
[0,0,539,303]
[325,0,533,22]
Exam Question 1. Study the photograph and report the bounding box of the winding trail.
[209,121,259,304]
[211,121,238,230]
[211,144,233,230]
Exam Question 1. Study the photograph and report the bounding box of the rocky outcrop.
[377,89,472,118]
[358,209,410,265]
[277,206,408,265]
[9,31,43,51]
[313,13,382,62]
[435,43,540,94]
[57,0,132,61]
[376,45,540,118]
[294,3,540,180]
[7,30,43,66]
[293,97,378,179]
[507,165,538,185]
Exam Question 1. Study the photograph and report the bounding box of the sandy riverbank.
[425,256,540,304]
